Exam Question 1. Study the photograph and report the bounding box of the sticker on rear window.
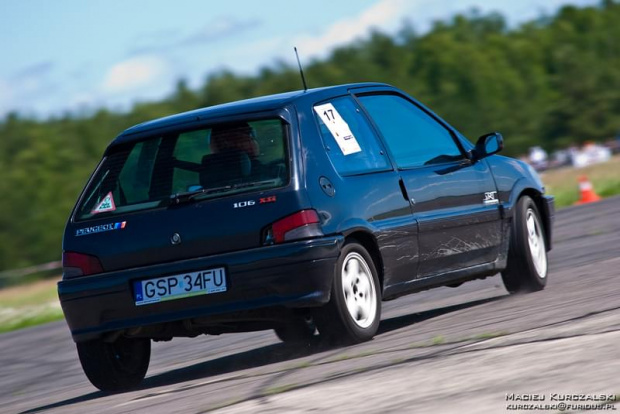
[91,192,116,214]
[314,103,362,155]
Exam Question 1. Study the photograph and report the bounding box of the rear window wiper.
[169,179,279,205]
[169,185,233,205]
[227,179,279,191]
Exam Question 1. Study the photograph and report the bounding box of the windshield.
[75,119,289,221]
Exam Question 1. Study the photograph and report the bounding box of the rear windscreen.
[75,119,289,221]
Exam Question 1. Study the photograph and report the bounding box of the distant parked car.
[549,149,572,169]
[58,83,554,391]
[570,142,612,168]
[605,137,620,154]
[528,146,549,171]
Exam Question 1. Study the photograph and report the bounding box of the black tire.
[76,336,150,392]
[274,316,316,345]
[501,196,548,294]
[314,241,381,345]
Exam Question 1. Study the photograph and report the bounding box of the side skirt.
[382,253,508,301]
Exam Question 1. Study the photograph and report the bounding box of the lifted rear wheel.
[315,241,381,344]
[502,195,548,293]
[77,336,150,392]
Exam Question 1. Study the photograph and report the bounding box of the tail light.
[263,210,322,245]
[62,251,104,278]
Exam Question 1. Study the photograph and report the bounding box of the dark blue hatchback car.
[59,83,554,391]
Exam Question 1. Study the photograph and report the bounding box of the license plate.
[133,267,227,306]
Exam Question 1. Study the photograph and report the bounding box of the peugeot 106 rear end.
[59,83,554,391]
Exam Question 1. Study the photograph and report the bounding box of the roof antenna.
[294,47,308,91]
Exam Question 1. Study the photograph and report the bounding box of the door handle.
[398,178,409,203]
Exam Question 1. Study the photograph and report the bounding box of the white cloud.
[182,17,260,46]
[295,0,407,56]
[102,56,168,94]
[128,17,260,56]
[212,0,409,74]
[209,0,409,77]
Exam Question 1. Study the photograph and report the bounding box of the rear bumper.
[58,236,343,342]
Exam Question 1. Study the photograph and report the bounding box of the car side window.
[314,96,390,175]
[171,129,210,193]
[358,94,463,168]
[118,139,161,204]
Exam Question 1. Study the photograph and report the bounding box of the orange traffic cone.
[574,175,601,205]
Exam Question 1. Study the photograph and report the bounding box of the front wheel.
[315,241,381,344]
[501,196,548,293]
[76,336,150,392]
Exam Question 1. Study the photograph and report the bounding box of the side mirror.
[472,132,503,161]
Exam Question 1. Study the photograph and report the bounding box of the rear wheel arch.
[314,238,382,344]
[343,230,384,292]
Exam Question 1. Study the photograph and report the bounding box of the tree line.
[1,1,619,271]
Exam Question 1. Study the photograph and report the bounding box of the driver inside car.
[200,123,260,188]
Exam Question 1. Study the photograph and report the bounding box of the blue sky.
[0,0,598,118]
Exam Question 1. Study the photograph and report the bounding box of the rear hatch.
[64,118,306,272]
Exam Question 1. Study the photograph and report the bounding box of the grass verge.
[540,155,620,208]
[0,277,64,334]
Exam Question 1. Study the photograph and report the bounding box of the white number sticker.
[314,103,362,156]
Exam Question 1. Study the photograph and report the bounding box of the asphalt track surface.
[2,196,620,413]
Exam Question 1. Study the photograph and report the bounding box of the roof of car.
[112,82,391,145]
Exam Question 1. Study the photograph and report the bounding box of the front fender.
[486,156,553,250]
